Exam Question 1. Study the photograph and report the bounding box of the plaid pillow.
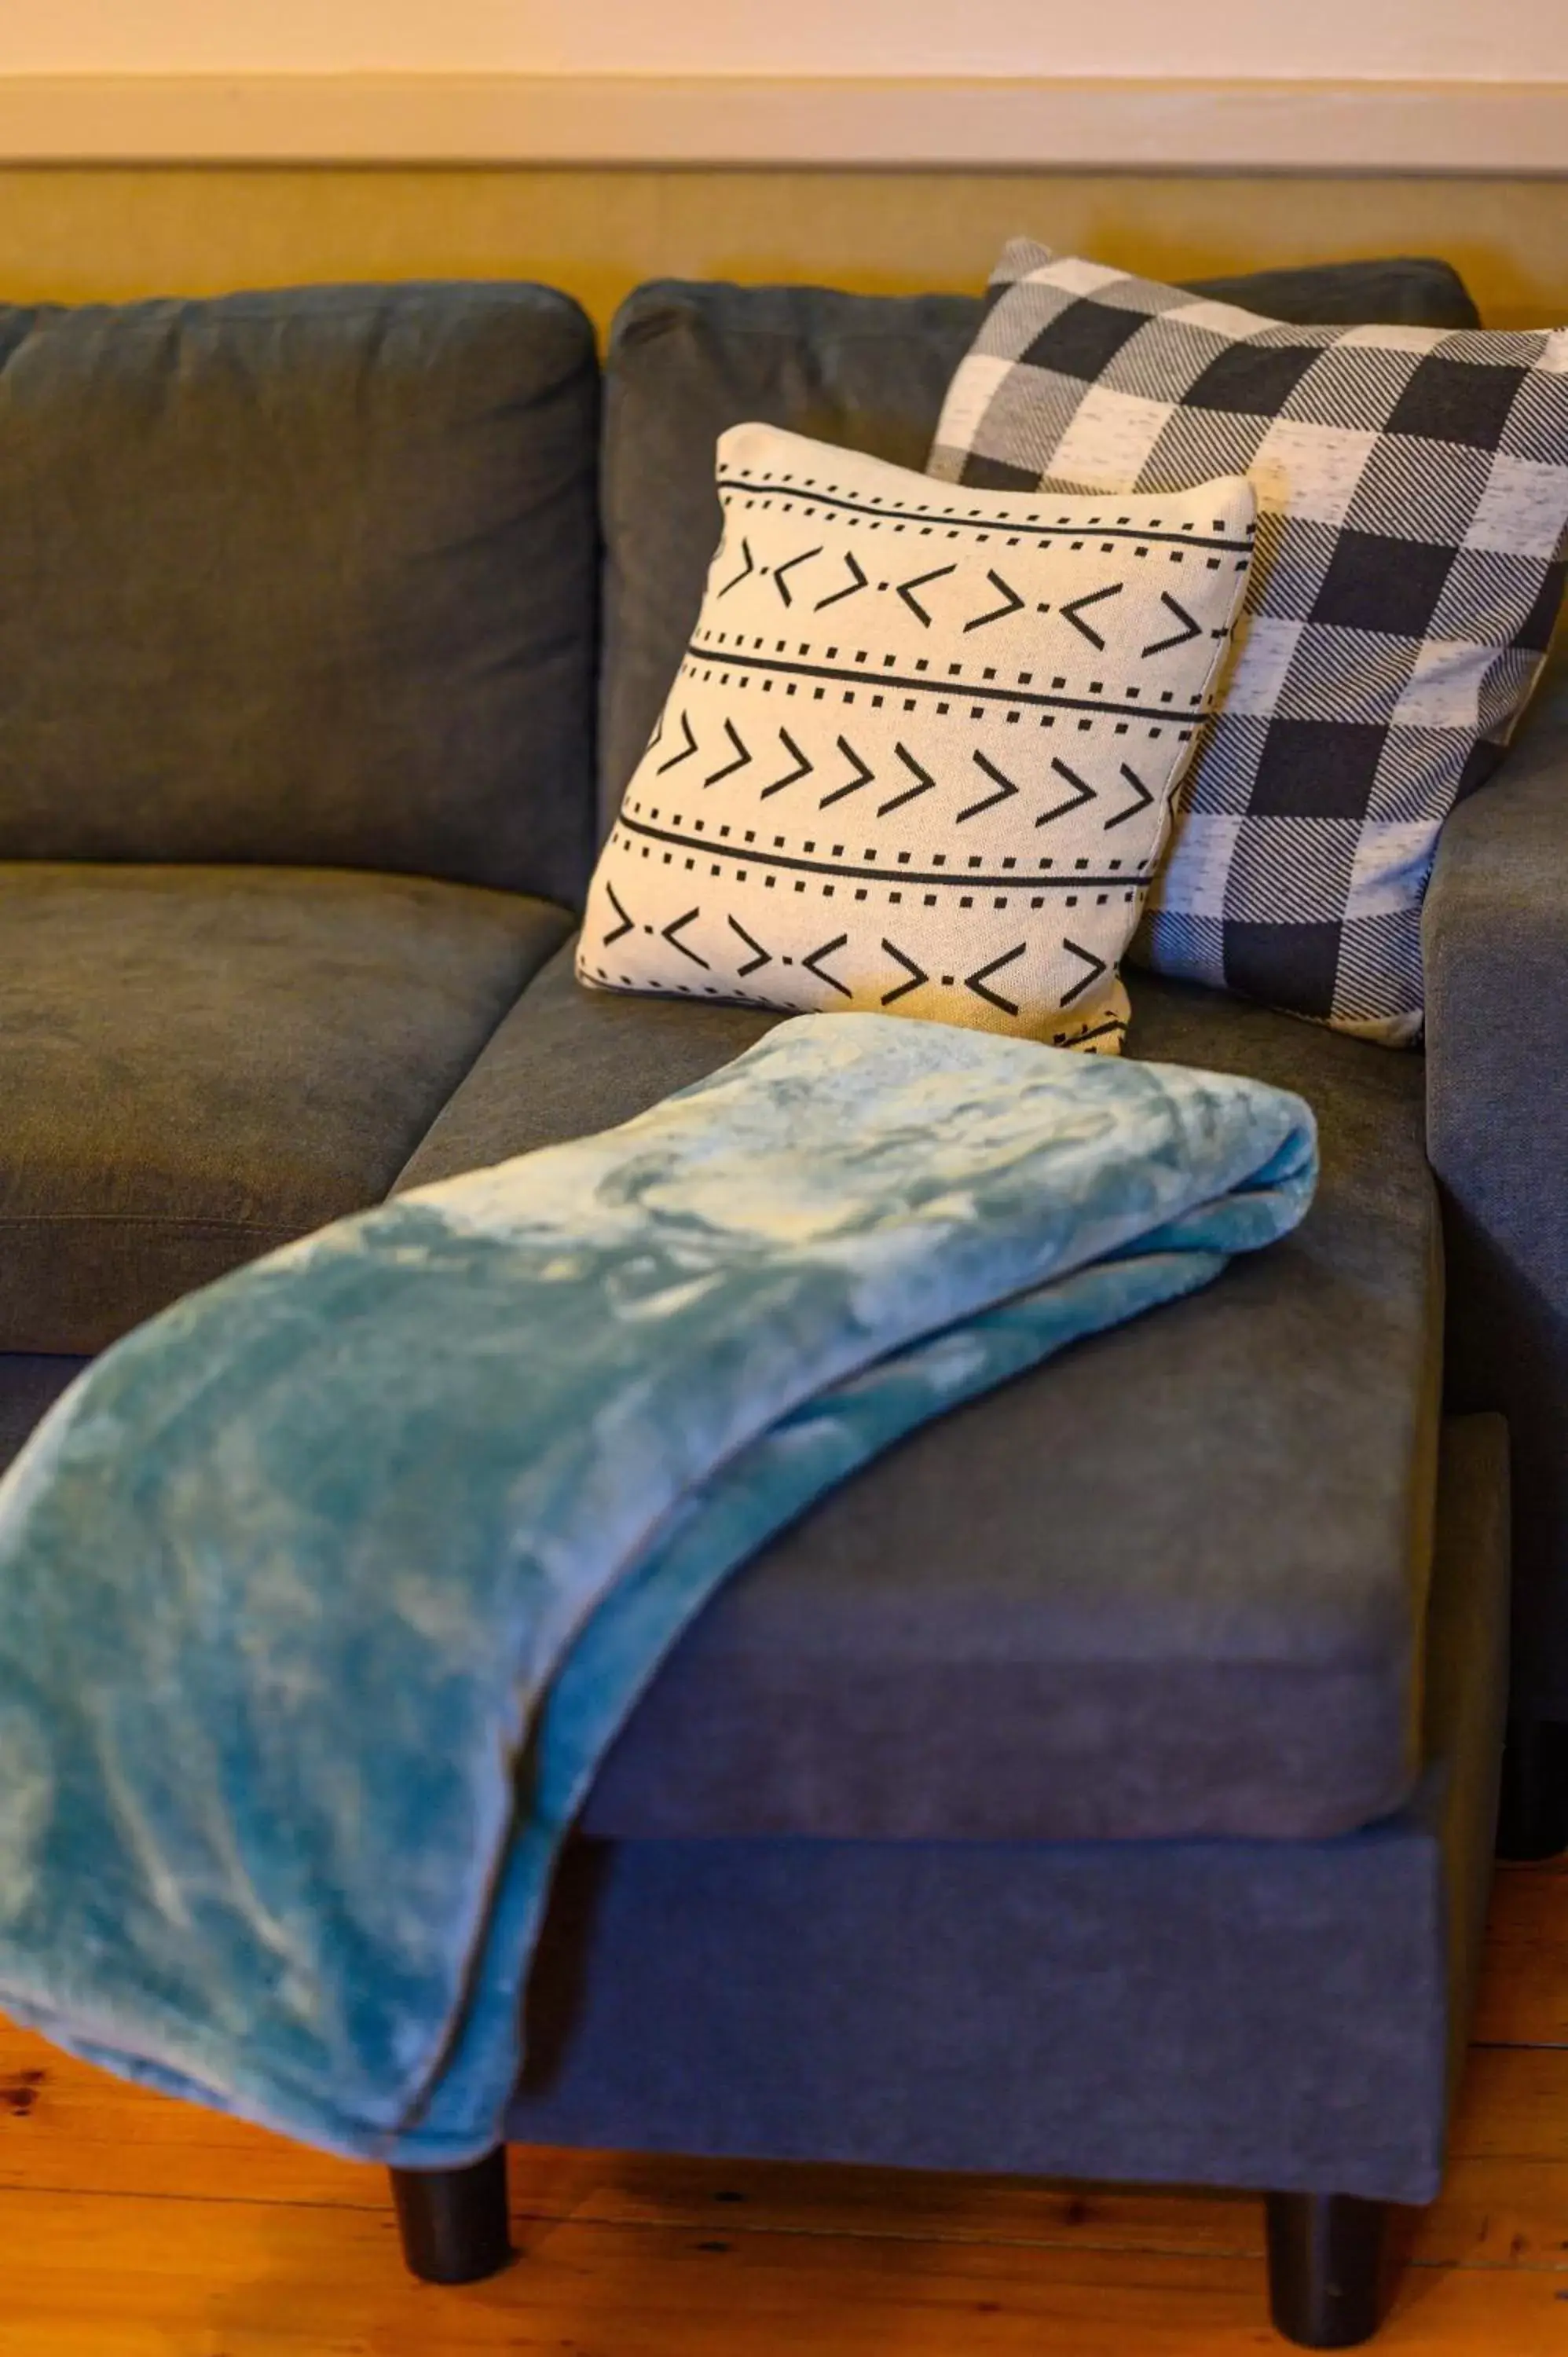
[930,242,1568,1043]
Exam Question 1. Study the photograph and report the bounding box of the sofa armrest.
[1423,648,1568,1716]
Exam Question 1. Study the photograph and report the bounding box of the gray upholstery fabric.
[1427,640,1568,1722]
[399,944,1441,1842]
[1169,257,1478,332]
[510,1419,1506,2207]
[598,259,1480,833]
[0,1355,86,1472]
[395,939,781,1188]
[0,864,572,1354]
[0,285,599,904]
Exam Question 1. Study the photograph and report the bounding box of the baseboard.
[0,75,1563,174]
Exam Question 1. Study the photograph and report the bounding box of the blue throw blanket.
[0,1015,1314,2164]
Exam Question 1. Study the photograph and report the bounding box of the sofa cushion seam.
[0,1214,312,1235]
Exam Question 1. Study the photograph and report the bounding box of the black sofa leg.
[390,2146,512,2284]
[1495,1719,1568,1861]
[1265,2193,1387,2348]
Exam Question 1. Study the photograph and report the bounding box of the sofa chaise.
[0,254,1559,2347]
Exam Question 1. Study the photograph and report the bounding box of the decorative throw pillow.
[929,242,1568,1044]
[578,423,1255,1050]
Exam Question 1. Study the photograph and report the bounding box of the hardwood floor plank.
[0,2029,383,2209]
[0,2190,1566,2357]
[1448,2045,1568,2159]
[1475,1862,1568,2048]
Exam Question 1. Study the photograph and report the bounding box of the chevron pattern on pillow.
[579,423,1255,1050]
[929,242,1568,1045]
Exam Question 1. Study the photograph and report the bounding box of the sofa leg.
[390,2147,512,2284]
[1495,1718,1568,1861]
[1265,2192,1387,2348]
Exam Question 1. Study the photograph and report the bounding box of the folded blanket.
[0,1014,1315,2163]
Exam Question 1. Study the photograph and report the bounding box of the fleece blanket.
[0,1014,1315,2164]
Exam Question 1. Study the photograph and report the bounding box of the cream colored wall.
[6,0,1566,78]
[0,169,1564,333]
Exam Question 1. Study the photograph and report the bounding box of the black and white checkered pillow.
[929,243,1568,1043]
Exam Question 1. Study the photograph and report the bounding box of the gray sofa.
[0,255,1555,2348]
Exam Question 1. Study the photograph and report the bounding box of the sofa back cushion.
[0,283,599,904]
[600,259,1479,839]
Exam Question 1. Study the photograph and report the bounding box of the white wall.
[5,0,1566,80]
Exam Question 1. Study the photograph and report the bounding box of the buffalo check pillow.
[578,423,1255,1049]
[929,241,1568,1043]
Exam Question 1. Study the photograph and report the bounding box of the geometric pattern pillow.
[930,242,1568,1043]
[578,423,1255,1050]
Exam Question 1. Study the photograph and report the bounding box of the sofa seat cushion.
[0,1355,86,1473]
[0,863,572,1354]
[397,947,1442,1843]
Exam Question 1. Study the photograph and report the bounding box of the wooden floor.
[0,1858,1562,2355]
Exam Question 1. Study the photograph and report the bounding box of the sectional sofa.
[0,252,1561,2346]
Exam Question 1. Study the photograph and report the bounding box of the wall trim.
[0,75,1564,173]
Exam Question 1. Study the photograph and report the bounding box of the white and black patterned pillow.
[578,423,1255,1049]
[929,243,1568,1044]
